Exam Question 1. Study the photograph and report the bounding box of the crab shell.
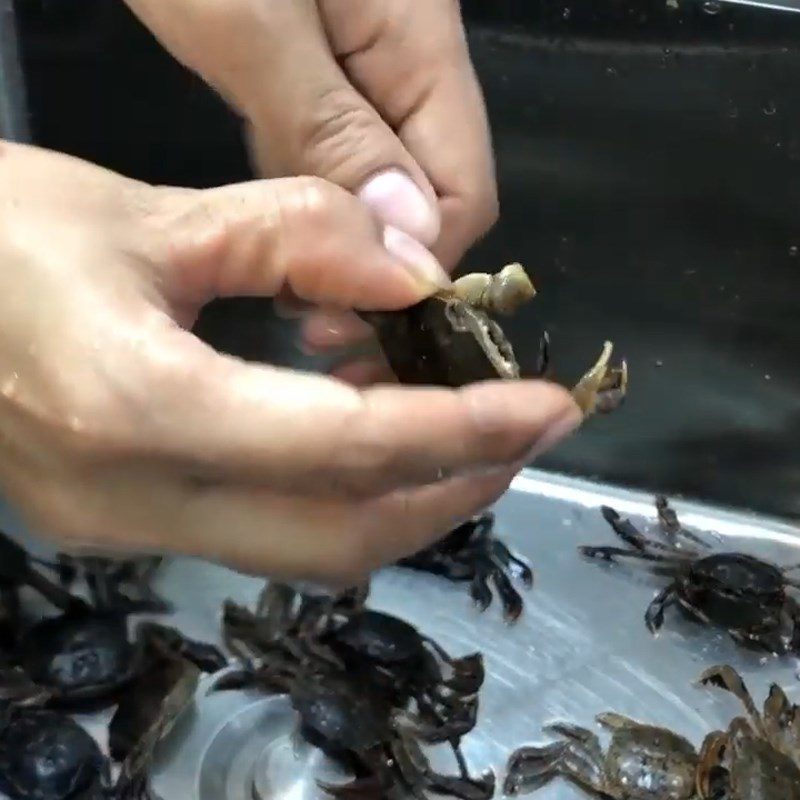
[359,294,529,388]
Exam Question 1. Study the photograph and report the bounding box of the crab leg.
[601,506,695,558]
[503,736,606,797]
[655,496,711,550]
[762,682,800,757]
[451,263,536,316]
[570,341,628,417]
[645,584,678,633]
[697,665,768,739]
[696,730,729,799]
[579,545,684,564]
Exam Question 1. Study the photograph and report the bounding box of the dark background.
[12,0,800,520]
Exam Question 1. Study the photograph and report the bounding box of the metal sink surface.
[4,467,800,799]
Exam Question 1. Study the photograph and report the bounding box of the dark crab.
[0,707,111,800]
[359,262,628,418]
[214,581,493,800]
[222,582,485,743]
[0,638,202,800]
[9,606,225,711]
[3,551,224,709]
[503,711,714,799]
[396,511,533,623]
[579,495,800,654]
[696,664,800,800]
[215,658,494,800]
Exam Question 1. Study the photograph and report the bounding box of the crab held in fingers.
[696,664,800,799]
[580,495,800,654]
[397,512,533,623]
[358,262,628,418]
[503,712,709,799]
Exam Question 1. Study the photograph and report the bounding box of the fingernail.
[525,406,583,462]
[383,225,451,292]
[359,169,440,245]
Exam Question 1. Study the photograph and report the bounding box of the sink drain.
[197,697,350,800]
[150,676,352,800]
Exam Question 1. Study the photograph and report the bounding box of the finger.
[197,469,516,583]
[300,309,374,352]
[320,0,498,268]
[152,176,450,311]
[273,285,314,320]
[236,0,441,245]
[117,322,581,498]
[328,357,395,387]
[34,464,518,584]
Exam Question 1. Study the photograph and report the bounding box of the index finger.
[320,0,498,269]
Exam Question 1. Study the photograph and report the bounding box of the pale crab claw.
[571,341,628,418]
[451,262,536,316]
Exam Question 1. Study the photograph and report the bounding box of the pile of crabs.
[3,261,800,800]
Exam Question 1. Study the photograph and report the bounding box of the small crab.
[10,602,225,710]
[214,581,493,800]
[396,511,533,623]
[222,582,484,743]
[359,262,628,418]
[503,712,709,799]
[579,496,800,654]
[696,664,800,799]
[0,638,202,800]
[0,708,111,800]
[216,661,494,800]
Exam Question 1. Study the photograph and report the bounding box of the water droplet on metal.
[702,0,721,13]
[789,245,798,257]
[562,6,571,19]
[727,104,739,119]
[605,66,617,77]
[763,100,777,116]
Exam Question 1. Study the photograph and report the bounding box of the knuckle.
[283,176,343,232]
[298,87,387,184]
[468,185,500,241]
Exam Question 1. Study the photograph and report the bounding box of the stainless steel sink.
[8,467,800,799]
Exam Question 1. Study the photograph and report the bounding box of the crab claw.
[570,341,628,418]
[451,263,536,316]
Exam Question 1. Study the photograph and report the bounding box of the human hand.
[123,0,496,376]
[0,142,579,585]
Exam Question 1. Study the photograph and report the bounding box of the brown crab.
[503,712,713,799]
[359,262,628,418]
[696,664,800,799]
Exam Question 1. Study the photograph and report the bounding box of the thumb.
[151,176,450,311]
[123,0,440,245]
[240,3,441,246]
